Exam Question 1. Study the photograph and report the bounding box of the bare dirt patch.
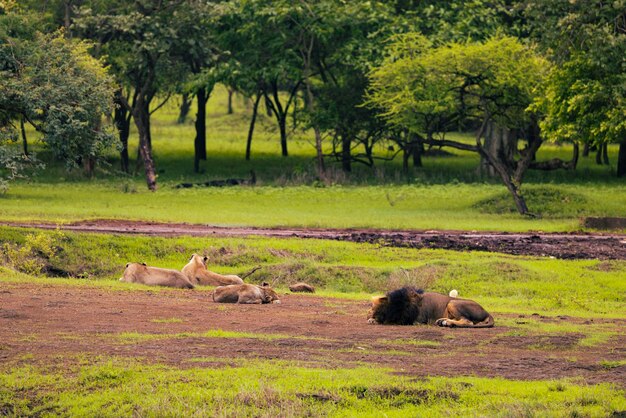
[0,282,623,387]
[2,219,625,260]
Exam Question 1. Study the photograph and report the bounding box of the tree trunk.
[114,95,131,173]
[194,88,209,173]
[341,132,351,172]
[63,1,71,37]
[177,93,192,124]
[227,88,234,114]
[480,147,530,215]
[480,121,517,176]
[596,145,603,165]
[411,134,423,168]
[83,157,95,177]
[402,148,410,174]
[582,142,590,157]
[617,141,626,177]
[145,101,152,152]
[279,115,288,157]
[303,56,325,176]
[476,118,532,216]
[602,142,609,165]
[246,92,262,161]
[132,102,157,191]
[20,116,28,156]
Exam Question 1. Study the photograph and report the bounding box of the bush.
[0,230,66,275]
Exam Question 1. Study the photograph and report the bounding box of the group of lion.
[120,254,494,328]
[120,253,282,304]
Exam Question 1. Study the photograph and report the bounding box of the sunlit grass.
[0,357,624,417]
[495,316,621,347]
[115,329,290,344]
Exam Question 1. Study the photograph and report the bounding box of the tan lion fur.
[288,282,315,293]
[367,287,493,328]
[212,283,280,304]
[120,262,194,289]
[182,254,244,286]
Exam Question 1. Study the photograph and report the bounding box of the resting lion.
[212,283,280,304]
[367,287,493,328]
[120,262,195,289]
[288,282,315,293]
[182,254,244,286]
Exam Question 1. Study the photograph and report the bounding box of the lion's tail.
[239,265,261,281]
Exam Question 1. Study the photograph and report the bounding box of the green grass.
[496,316,621,348]
[116,329,291,344]
[1,227,624,319]
[149,317,184,324]
[3,85,625,232]
[1,358,624,417]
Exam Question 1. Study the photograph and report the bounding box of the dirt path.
[0,282,623,387]
[2,219,625,260]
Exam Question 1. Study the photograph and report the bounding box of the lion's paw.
[436,318,448,327]
[367,318,377,325]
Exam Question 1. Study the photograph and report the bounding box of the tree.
[218,0,303,158]
[1,11,115,178]
[525,0,626,176]
[368,35,548,215]
[172,1,221,173]
[75,0,189,190]
[284,0,403,173]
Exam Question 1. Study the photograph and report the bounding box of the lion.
[212,283,280,304]
[120,262,195,289]
[367,287,493,328]
[288,282,315,293]
[182,254,245,286]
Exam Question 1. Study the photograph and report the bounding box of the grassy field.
[2,85,625,232]
[0,227,625,416]
[2,358,624,417]
[1,86,625,416]
[1,226,625,318]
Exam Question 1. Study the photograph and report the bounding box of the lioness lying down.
[120,262,195,289]
[212,283,280,304]
[182,254,244,286]
[368,287,494,328]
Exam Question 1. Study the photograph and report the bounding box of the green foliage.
[367,35,547,134]
[526,0,626,148]
[392,0,527,43]
[0,230,66,275]
[0,136,41,194]
[0,13,115,172]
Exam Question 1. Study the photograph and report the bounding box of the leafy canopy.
[0,12,114,184]
[366,35,547,135]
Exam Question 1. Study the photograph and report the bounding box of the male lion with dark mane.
[367,287,494,328]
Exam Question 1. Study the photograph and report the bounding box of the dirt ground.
[1,220,624,387]
[1,282,624,387]
[2,219,626,260]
